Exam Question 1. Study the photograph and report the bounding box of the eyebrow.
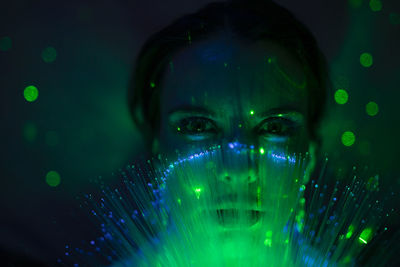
[256,108,305,121]
[168,105,217,118]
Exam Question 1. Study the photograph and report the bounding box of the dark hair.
[128,0,331,148]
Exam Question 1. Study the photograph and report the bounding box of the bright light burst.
[59,144,398,266]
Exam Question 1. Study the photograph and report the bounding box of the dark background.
[1,0,399,265]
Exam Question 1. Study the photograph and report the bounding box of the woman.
[120,0,332,265]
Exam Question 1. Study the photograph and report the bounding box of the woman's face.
[158,36,311,157]
[156,36,313,235]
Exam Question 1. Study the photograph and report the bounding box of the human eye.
[256,116,300,141]
[175,116,218,141]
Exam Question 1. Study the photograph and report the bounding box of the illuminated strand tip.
[46,170,61,187]
[0,36,12,51]
[346,225,355,239]
[24,85,39,102]
[150,82,156,88]
[41,46,57,63]
[369,0,382,12]
[259,147,265,154]
[334,89,349,104]
[348,0,362,8]
[359,228,373,244]
[366,101,379,116]
[360,52,373,68]
[23,122,37,142]
[341,131,355,147]
[194,187,202,199]
[250,110,254,116]
[390,13,400,25]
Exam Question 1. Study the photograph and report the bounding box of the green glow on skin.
[24,85,39,102]
[341,131,356,147]
[334,89,349,104]
[0,36,12,51]
[268,57,307,89]
[360,53,373,68]
[369,0,382,12]
[366,101,379,116]
[41,46,57,63]
[46,171,61,187]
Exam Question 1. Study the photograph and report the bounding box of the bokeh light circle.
[366,101,379,116]
[341,131,356,147]
[369,0,382,12]
[360,53,373,68]
[41,46,57,63]
[23,85,39,102]
[334,89,349,104]
[0,36,12,51]
[46,171,61,187]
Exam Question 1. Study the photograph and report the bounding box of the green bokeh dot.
[366,101,379,116]
[24,85,39,102]
[0,36,12,51]
[369,0,382,12]
[41,46,57,63]
[389,13,400,25]
[360,53,373,68]
[334,89,349,104]
[46,171,61,187]
[23,122,37,142]
[341,131,356,147]
[349,0,362,8]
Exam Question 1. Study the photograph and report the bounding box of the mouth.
[215,209,264,228]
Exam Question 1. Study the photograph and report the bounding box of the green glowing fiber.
[0,36,12,51]
[341,131,355,147]
[346,225,355,239]
[366,101,379,116]
[46,171,61,187]
[194,187,202,199]
[390,13,400,25]
[334,89,349,104]
[349,0,362,8]
[23,122,37,142]
[360,53,373,68]
[23,85,39,102]
[369,0,382,12]
[259,147,265,154]
[41,46,57,63]
[359,228,373,244]
[250,110,254,116]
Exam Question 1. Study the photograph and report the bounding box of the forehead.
[161,37,308,115]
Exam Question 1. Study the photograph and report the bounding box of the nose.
[220,170,257,184]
